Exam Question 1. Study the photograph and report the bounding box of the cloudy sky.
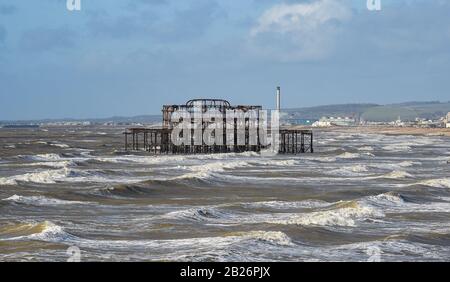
[0,0,449,120]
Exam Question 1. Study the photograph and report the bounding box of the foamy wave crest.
[0,169,70,185]
[0,221,74,242]
[0,168,135,185]
[269,201,384,227]
[382,144,411,152]
[161,207,236,222]
[312,152,373,162]
[358,146,374,151]
[378,170,413,179]
[250,159,300,167]
[242,200,330,210]
[96,155,188,165]
[368,161,421,171]
[174,161,250,180]
[34,141,70,148]
[100,151,261,165]
[417,178,450,189]
[24,153,63,161]
[398,161,420,167]
[365,192,405,206]
[17,153,78,169]
[50,142,70,148]
[337,152,361,159]
[193,151,260,160]
[234,231,293,246]
[330,165,369,176]
[3,195,88,206]
[156,201,384,228]
[28,160,75,168]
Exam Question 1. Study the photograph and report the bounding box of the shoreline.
[291,125,450,137]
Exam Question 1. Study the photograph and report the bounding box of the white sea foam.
[1,221,75,242]
[28,160,75,168]
[50,142,70,148]
[368,161,421,171]
[103,151,260,165]
[25,153,64,161]
[0,168,141,185]
[252,159,300,167]
[242,200,330,210]
[398,161,420,167]
[161,207,235,222]
[312,152,374,163]
[269,201,384,227]
[238,231,293,246]
[365,192,405,206]
[34,141,70,148]
[330,165,369,176]
[95,155,188,165]
[174,161,250,180]
[3,195,88,206]
[337,152,362,159]
[417,178,450,189]
[161,201,384,228]
[0,169,70,185]
[378,170,413,179]
[2,222,294,257]
[322,240,444,261]
[358,146,374,151]
[382,144,412,152]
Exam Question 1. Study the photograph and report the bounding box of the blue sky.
[0,0,449,120]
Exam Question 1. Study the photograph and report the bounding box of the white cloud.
[249,0,352,61]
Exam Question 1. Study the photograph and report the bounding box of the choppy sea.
[1,126,450,261]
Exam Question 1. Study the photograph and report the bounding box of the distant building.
[446,112,450,128]
[312,116,356,127]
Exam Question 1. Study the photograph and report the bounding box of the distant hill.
[361,102,450,121]
[284,101,450,122]
[2,101,450,124]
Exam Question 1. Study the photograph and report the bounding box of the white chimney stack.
[276,86,281,111]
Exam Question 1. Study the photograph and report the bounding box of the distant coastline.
[293,125,450,137]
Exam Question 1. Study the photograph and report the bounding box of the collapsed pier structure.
[124,98,313,155]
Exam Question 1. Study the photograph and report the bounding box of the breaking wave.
[0,168,71,185]
[230,231,293,246]
[34,141,70,148]
[174,161,250,181]
[382,144,412,152]
[358,146,374,151]
[311,152,374,162]
[268,201,384,227]
[365,192,405,206]
[0,221,74,242]
[0,168,139,185]
[160,200,384,228]
[417,178,450,189]
[23,153,63,161]
[0,221,293,254]
[329,165,369,176]
[378,170,413,179]
[241,200,330,210]
[161,207,236,222]
[2,195,89,206]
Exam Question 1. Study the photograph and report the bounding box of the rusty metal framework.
[124,99,313,154]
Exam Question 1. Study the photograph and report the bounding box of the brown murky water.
[1,126,450,261]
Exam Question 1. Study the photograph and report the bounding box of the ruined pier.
[124,99,313,155]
